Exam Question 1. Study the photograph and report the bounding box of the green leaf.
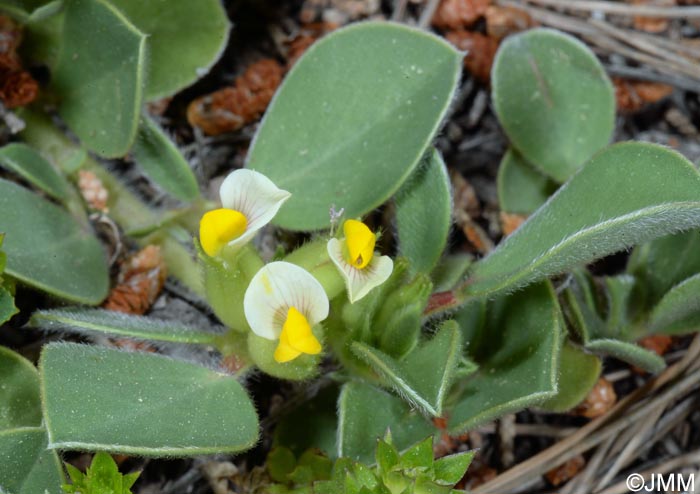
[431,254,472,292]
[563,274,666,371]
[0,143,71,202]
[352,321,464,417]
[0,0,52,20]
[62,451,140,494]
[274,387,339,458]
[0,285,17,325]
[247,22,462,231]
[539,342,601,412]
[375,273,432,359]
[602,275,637,339]
[492,28,614,182]
[30,308,220,345]
[395,149,452,274]
[0,179,109,304]
[448,282,561,434]
[398,436,433,469]
[20,5,64,67]
[433,451,474,486]
[497,148,557,214]
[337,382,434,464]
[267,448,297,483]
[53,0,146,157]
[0,234,15,324]
[40,342,259,456]
[648,272,700,334]
[562,270,606,341]
[0,346,42,429]
[585,339,665,374]
[131,115,200,201]
[466,143,700,297]
[107,0,229,100]
[628,230,700,307]
[375,435,399,474]
[0,427,64,494]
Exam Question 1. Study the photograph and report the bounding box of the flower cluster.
[199,169,393,363]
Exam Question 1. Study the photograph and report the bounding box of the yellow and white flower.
[327,219,393,303]
[244,261,329,363]
[199,169,291,257]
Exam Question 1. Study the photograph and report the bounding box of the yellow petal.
[343,219,375,269]
[199,208,247,257]
[283,306,322,355]
[274,329,303,363]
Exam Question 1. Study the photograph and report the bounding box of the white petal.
[219,169,291,249]
[327,238,394,303]
[244,261,329,340]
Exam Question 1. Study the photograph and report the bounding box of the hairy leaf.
[449,282,561,433]
[497,148,557,214]
[649,273,700,334]
[352,320,466,417]
[41,343,259,456]
[131,116,199,201]
[0,346,41,429]
[0,179,109,304]
[539,342,601,412]
[628,230,700,307]
[492,28,614,182]
[247,22,461,230]
[586,339,665,374]
[0,143,71,202]
[31,308,220,345]
[337,382,433,464]
[466,143,700,297]
[0,427,63,494]
[395,149,452,274]
[108,0,229,99]
[53,0,146,157]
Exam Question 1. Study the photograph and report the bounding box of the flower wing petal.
[244,261,329,340]
[219,169,291,249]
[328,238,393,303]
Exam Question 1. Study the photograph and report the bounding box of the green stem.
[19,108,205,295]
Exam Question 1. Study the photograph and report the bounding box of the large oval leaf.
[0,179,109,304]
[108,0,229,100]
[466,143,700,297]
[0,346,42,430]
[492,29,614,182]
[53,0,146,157]
[395,149,452,274]
[247,22,461,231]
[41,343,259,456]
[449,282,561,433]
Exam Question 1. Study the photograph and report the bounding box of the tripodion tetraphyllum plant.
[4,12,700,493]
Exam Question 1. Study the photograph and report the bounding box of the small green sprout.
[62,452,140,494]
[265,433,474,494]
